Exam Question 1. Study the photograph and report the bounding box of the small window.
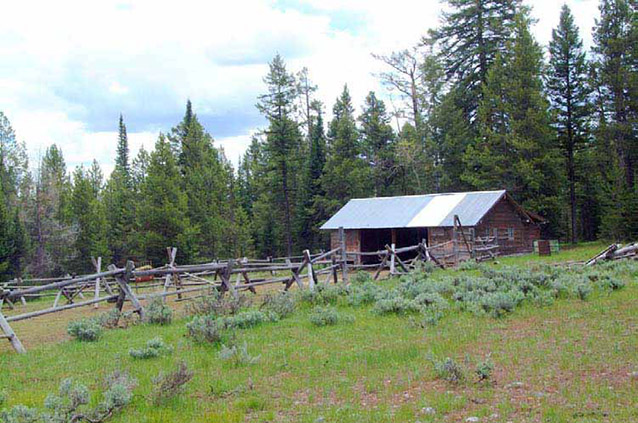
[507,228,514,241]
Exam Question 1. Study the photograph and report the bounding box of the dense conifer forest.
[1,0,637,278]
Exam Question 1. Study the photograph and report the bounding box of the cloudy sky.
[1,0,600,175]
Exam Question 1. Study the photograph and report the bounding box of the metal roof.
[320,190,507,230]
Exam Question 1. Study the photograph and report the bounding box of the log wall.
[474,197,540,255]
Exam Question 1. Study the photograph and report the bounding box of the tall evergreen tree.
[321,85,373,213]
[0,186,12,279]
[29,145,75,276]
[137,134,193,265]
[297,102,328,250]
[256,54,303,256]
[428,0,524,121]
[548,4,592,243]
[592,0,638,239]
[359,92,396,196]
[70,167,108,273]
[104,115,135,264]
[463,15,563,234]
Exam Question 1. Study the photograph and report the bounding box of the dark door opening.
[360,228,428,264]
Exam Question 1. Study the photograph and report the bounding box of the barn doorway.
[360,228,427,264]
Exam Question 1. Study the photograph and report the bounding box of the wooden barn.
[320,190,544,264]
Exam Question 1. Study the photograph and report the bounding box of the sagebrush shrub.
[574,282,593,301]
[475,358,494,383]
[1,371,136,423]
[309,306,339,326]
[218,342,260,367]
[432,357,465,384]
[260,292,296,319]
[372,295,419,315]
[186,291,251,317]
[186,316,225,344]
[299,284,346,306]
[222,310,278,330]
[67,317,103,342]
[151,362,193,404]
[144,298,173,325]
[347,281,383,306]
[129,337,173,359]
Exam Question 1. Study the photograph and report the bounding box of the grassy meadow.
[1,242,637,423]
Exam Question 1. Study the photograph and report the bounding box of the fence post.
[0,310,26,354]
[110,261,145,321]
[331,254,338,284]
[390,243,396,274]
[219,259,238,299]
[92,256,102,309]
[339,227,349,284]
[304,250,315,291]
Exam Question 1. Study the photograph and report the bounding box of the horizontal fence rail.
[0,223,512,355]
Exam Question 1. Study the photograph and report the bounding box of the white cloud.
[1,0,601,174]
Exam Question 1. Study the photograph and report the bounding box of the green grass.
[1,243,638,422]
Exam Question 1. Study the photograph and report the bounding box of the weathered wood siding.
[475,197,540,255]
[330,229,360,254]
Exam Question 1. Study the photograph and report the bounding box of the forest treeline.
[1,0,637,278]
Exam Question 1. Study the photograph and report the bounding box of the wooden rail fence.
[0,225,489,354]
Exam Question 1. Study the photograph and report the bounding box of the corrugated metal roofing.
[320,190,506,230]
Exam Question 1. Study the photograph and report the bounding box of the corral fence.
[0,226,495,355]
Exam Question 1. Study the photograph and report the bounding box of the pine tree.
[29,145,75,276]
[428,89,472,192]
[428,0,524,121]
[321,85,372,214]
[462,15,563,234]
[359,91,396,196]
[137,134,193,265]
[0,186,12,279]
[547,4,591,243]
[256,54,303,256]
[70,167,108,273]
[592,0,638,239]
[131,146,150,193]
[297,102,328,250]
[104,115,135,265]
[168,101,239,260]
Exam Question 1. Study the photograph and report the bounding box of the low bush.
[222,310,278,330]
[372,295,419,315]
[186,316,225,344]
[412,308,445,328]
[151,362,193,404]
[67,317,103,342]
[260,292,296,319]
[573,282,593,301]
[309,306,339,326]
[1,371,136,423]
[186,291,251,317]
[298,284,346,306]
[144,298,173,325]
[431,357,465,384]
[475,358,494,383]
[347,281,383,306]
[0,389,6,407]
[129,337,173,359]
[218,342,260,367]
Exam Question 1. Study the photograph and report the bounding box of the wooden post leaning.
[0,309,26,354]
[109,261,145,322]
